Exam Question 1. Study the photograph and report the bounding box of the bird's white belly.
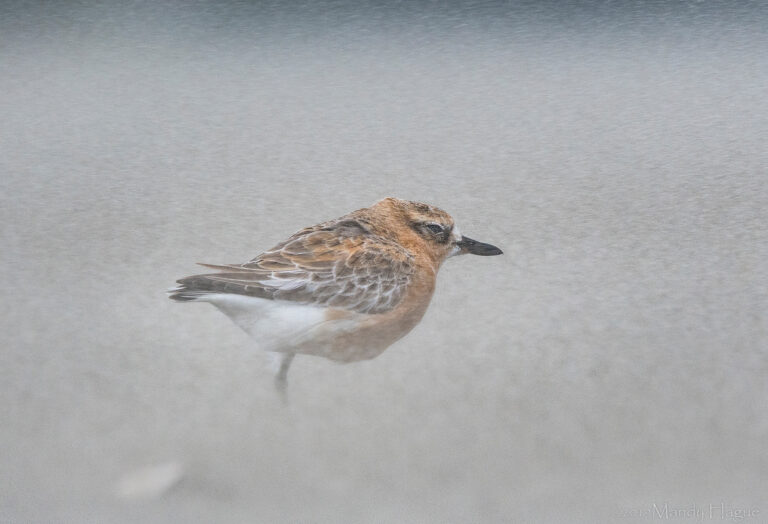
[200,294,370,359]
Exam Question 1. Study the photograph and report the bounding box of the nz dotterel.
[169,198,502,385]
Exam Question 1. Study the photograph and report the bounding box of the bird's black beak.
[456,236,503,256]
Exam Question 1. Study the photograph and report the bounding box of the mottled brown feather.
[172,218,415,314]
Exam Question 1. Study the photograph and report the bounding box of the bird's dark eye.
[426,224,444,234]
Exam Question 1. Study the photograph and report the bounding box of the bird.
[169,197,502,387]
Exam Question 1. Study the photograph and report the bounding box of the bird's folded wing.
[171,228,415,314]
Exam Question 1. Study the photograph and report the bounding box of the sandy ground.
[2,2,767,523]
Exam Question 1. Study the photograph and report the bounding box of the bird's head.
[370,197,503,266]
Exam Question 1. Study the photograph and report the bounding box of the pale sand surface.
[2,2,767,522]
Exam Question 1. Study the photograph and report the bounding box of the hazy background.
[2,1,767,522]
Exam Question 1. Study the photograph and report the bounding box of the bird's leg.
[274,352,295,392]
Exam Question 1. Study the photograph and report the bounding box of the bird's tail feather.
[167,283,212,302]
